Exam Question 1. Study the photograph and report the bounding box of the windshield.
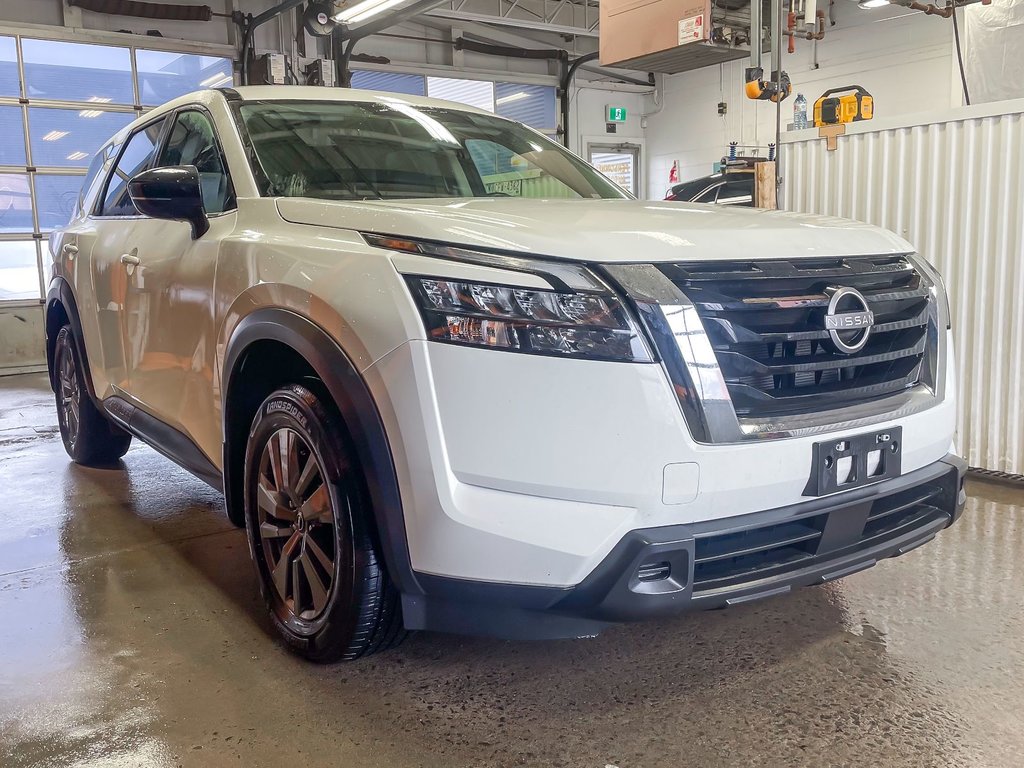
[238,99,629,202]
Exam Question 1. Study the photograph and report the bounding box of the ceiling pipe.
[334,0,455,85]
[559,51,599,149]
[454,37,567,60]
[234,0,306,84]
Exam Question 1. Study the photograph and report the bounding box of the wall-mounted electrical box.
[305,59,336,87]
[251,53,287,85]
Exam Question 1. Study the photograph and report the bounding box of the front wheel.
[243,384,406,662]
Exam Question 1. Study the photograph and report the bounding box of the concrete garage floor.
[1,373,1023,768]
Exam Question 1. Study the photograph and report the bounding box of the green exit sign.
[606,106,627,122]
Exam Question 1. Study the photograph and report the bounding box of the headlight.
[405,277,654,362]
[362,232,654,362]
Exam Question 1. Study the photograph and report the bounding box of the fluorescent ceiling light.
[333,0,406,24]
[859,0,890,7]
[42,130,69,141]
[496,91,529,106]
[200,71,231,87]
[80,96,112,118]
[66,151,88,161]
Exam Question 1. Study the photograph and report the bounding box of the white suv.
[46,86,966,661]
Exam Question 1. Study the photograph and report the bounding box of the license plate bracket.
[804,426,902,496]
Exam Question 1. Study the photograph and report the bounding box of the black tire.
[53,325,132,465]
[243,383,406,662]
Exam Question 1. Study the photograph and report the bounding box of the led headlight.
[405,277,653,362]
[362,232,653,362]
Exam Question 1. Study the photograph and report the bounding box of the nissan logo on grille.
[824,286,874,354]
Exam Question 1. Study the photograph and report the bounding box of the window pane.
[101,118,167,216]
[695,184,720,203]
[136,50,232,106]
[590,152,637,196]
[0,174,33,233]
[426,77,494,112]
[719,178,753,205]
[22,39,134,104]
[159,111,233,213]
[35,175,86,231]
[0,106,26,166]
[28,108,134,168]
[0,36,18,97]
[0,241,40,301]
[495,83,556,131]
[350,71,426,96]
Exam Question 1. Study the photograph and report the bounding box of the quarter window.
[157,110,234,214]
[100,118,167,216]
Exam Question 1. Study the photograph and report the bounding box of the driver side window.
[157,110,235,214]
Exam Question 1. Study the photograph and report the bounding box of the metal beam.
[423,7,598,36]
[418,14,589,49]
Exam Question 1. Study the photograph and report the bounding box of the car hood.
[276,197,914,263]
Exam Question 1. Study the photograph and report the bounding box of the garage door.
[0,34,231,304]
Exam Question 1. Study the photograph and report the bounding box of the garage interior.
[1,0,1023,765]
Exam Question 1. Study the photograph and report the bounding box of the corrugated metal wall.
[784,102,1024,473]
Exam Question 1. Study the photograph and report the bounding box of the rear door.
[52,140,124,396]
[85,116,170,397]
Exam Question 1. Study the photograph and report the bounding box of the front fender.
[221,307,421,597]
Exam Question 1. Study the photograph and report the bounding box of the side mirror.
[128,166,209,238]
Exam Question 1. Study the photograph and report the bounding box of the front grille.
[693,481,950,594]
[659,256,933,419]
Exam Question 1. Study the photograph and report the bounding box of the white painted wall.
[569,86,646,152]
[644,4,963,199]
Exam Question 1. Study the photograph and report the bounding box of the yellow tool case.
[813,86,873,127]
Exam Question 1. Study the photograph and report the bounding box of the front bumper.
[401,454,967,640]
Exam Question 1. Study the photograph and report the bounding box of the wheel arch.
[45,277,95,398]
[221,308,421,597]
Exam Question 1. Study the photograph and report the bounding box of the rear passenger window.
[99,117,167,216]
[695,184,721,203]
[718,178,754,205]
[158,110,234,214]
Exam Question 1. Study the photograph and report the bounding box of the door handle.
[120,253,140,266]
[62,243,78,257]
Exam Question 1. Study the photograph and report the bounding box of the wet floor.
[1,372,1023,768]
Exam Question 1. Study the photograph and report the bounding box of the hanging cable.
[951,1,971,105]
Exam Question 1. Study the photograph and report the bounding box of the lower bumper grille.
[693,480,952,594]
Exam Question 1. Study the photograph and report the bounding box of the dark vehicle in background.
[664,169,754,206]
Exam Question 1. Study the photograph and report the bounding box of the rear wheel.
[53,325,132,465]
[243,383,406,662]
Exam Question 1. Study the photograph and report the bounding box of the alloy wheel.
[58,343,81,449]
[256,427,337,622]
